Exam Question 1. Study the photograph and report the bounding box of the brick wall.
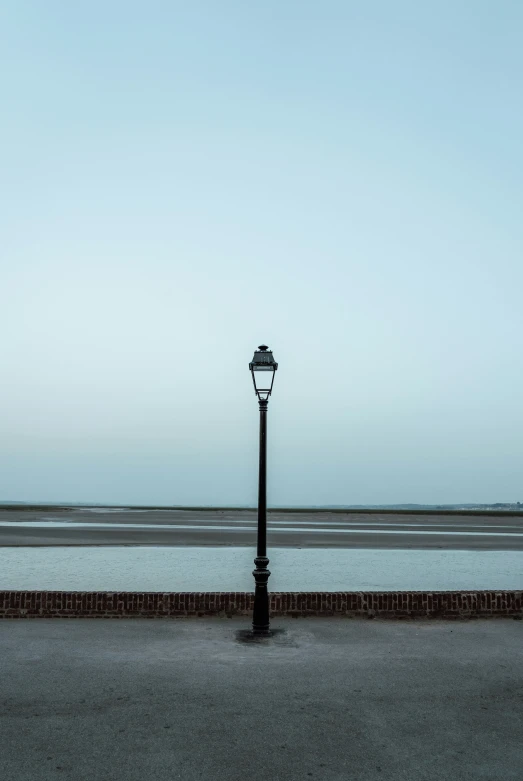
[0,590,521,619]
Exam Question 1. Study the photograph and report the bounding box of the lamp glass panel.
[252,368,274,396]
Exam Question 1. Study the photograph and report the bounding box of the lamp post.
[249,345,278,635]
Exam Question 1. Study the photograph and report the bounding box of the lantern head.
[249,345,278,401]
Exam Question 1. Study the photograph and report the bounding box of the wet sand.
[1,508,522,549]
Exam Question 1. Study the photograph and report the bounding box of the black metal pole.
[252,398,270,633]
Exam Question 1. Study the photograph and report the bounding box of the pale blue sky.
[1,1,522,505]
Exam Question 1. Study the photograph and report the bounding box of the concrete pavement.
[1,617,522,780]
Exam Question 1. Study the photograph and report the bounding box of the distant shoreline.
[1,504,523,517]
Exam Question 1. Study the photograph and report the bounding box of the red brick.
[0,590,520,619]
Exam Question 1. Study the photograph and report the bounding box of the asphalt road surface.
[1,507,522,549]
[1,618,522,781]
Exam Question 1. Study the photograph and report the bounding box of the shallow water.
[0,546,521,591]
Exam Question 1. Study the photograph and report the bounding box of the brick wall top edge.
[0,589,521,597]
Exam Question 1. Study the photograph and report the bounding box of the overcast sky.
[1,2,522,506]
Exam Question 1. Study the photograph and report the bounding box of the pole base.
[252,556,271,634]
[236,628,274,642]
[235,627,287,644]
[251,628,272,637]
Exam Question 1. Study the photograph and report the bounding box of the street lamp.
[249,344,278,635]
